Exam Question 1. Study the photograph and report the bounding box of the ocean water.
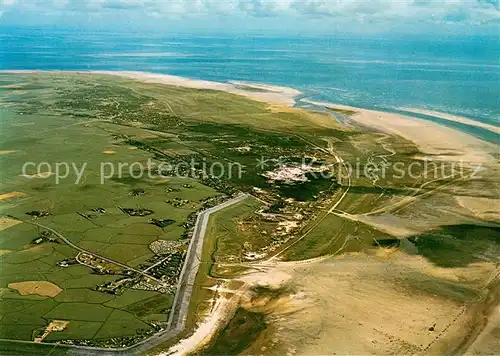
[1,28,499,128]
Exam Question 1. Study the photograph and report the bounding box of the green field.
[203,198,264,277]
[0,73,226,345]
[2,72,489,349]
[1,72,356,345]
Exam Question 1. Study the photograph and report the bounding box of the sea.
[1,27,498,140]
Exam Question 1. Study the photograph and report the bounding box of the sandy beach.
[4,70,496,166]
[302,99,498,164]
[2,70,300,106]
[3,70,498,355]
[91,70,497,166]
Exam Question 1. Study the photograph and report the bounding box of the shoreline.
[399,107,500,135]
[2,69,496,164]
[2,69,498,355]
[301,99,497,164]
[3,69,496,164]
[1,70,301,107]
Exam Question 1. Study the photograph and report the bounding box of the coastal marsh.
[1,72,498,354]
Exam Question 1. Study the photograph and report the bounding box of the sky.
[0,0,499,35]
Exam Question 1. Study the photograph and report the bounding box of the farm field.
[0,74,224,346]
[1,72,498,354]
[0,72,363,346]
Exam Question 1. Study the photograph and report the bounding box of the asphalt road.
[0,194,249,356]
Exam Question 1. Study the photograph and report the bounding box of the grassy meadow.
[2,72,496,351]
[0,74,221,343]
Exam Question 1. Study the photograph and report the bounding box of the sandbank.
[303,99,497,164]
[400,107,500,135]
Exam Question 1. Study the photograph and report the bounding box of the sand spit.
[228,80,301,96]
[400,107,500,135]
[96,71,301,106]
[1,70,300,106]
[303,99,497,164]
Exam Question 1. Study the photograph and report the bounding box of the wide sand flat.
[167,252,498,356]
[232,253,496,356]
[303,100,497,164]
